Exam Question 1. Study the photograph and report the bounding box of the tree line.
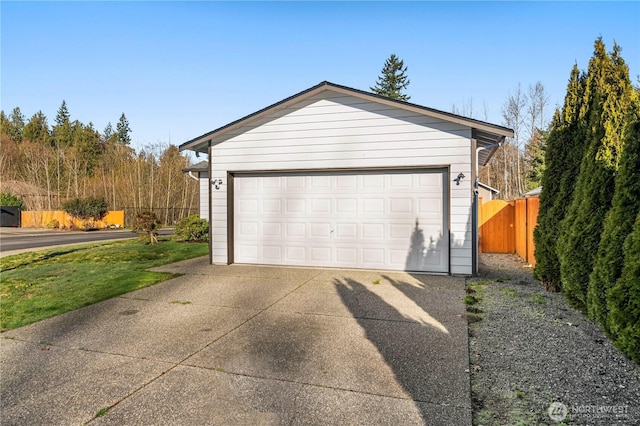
[534,38,639,363]
[0,102,199,225]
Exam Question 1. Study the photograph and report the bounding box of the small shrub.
[132,211,161,244]
[464,295,479,305]
[0,193,26,210]
[174,215,208,242]
[46,219,60,229]
[62,196,108,229]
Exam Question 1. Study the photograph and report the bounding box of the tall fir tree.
[55,100,70,127]
[606,209,640,364]
[53,100,72,147]
[557,39,634,310]
[533,65,587,290]
[116,113,131,145]
[588,89,640,331]
[371,54,411,101]
[8,107,25,142]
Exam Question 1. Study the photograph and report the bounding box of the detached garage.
[180,81,512,275]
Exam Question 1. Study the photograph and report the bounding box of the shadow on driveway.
[335,273,471,423]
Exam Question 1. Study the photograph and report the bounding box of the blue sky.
[2,1,639,152]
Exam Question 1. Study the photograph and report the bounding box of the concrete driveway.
[1,257,471,425]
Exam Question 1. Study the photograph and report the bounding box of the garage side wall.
[199,172,209,220]
[210,91,474,274]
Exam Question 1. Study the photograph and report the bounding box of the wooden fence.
[21,211,125,229]
[479,197,539,265]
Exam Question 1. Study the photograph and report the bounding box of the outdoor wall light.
[454,172,465,186]
[212,179,223,190]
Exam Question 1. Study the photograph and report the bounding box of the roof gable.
[179,81,513,165]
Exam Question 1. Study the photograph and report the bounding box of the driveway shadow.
[334,274,471,424]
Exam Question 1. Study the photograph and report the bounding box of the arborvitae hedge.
[557,39,633,311]
[588,95,640,331]
[606,210,640,364]
[533,65,587,291]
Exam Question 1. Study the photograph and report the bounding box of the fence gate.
[479,198,539,266]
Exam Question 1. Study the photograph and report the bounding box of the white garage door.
[233,169,449,273]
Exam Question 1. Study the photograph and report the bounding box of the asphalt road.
[0,228,174,255]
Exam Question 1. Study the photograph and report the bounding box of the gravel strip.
[468,254,640,425]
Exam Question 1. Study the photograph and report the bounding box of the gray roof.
[182,160,208,173]
[478,182,500,194]
[523,186,542,197]
[179,81,513,166]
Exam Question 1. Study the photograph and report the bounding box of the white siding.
[210,90,474,274]
[198,172,209,220]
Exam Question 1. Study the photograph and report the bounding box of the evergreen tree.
[524,128,547,191]
[557,39,634,310]
[588,91,640,330]
[371,54,411,101]
[23,111,50,144]
[52,100,72,199]
[606,209,640,364]
[0,111,9,137]
[53,100,72,147]
[73,121,102,176]
[116,113,131,145]
[533,65,587,290]
[103,122,115,142]
[55,100,70,126]
[8,107,25,142]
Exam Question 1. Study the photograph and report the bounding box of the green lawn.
[0,237,209,332]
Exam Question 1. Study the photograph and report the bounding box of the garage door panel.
[362,198,385,214]
[286,199,305,213]
[311,175,331,188]
[262,222,281,237]
[285,176,305,189]
[363,174,384,188]
[264,177,283,189]
[286,246,306,262]
[263,246,282,260]
[310,247,331,262]
[336,175,357,188]
[362,223,385,239]
[336,247,358,263]
[263,199,282,213]
[239,222,258,237]
[390,174,413,188]
[310,223,332,238]
[239,199,259,213]
[285,223,306,238]
[336,223,357,238]
[237,244,259,261]
[336,198,357,213]
[311,198,331,213]
[234,169,448,272]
